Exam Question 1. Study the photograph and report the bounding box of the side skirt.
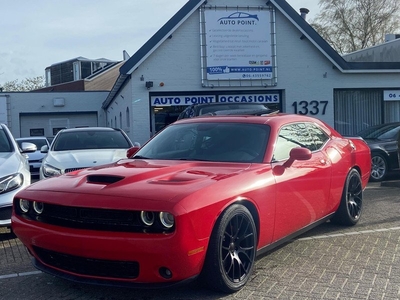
[256,213,334,257]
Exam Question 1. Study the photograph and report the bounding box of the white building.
[1,0,400,144]
[101,0,400,145]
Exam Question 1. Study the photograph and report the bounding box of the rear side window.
[307,123,329,150]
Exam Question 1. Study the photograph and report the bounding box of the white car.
[40,127,133,180]
[0,123,35,228]
[16,136,50,178]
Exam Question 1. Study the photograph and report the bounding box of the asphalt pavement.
[1,180,399,300]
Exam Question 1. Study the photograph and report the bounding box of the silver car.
[16,137,50,177]
[0,123,35,228]
[40,127,133,180]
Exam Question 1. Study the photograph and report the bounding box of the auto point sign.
[204,8,273,80]
[151,93,279,106]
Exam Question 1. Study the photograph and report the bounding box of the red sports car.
[12,114,371,293]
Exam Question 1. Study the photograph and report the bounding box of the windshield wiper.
[132,155,150,159]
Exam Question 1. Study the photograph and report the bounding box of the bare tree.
[311,0,400,54]
[1,76,45,92]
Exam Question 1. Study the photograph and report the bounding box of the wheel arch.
[231,199,260,244]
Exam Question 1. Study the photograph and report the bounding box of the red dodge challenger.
[12,114,371,293]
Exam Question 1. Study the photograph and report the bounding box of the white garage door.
[20,113,98,138]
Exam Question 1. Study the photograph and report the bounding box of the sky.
[0,0,320,86]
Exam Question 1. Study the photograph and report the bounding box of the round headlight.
[140,211,155,226]
[159,212,174,229]
[19,199,30,213]
[33,201,44,214]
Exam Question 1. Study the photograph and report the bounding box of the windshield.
[134,122,270,163]
[358,123,400,140]
[0,128,12,152]
[53,130,131,151]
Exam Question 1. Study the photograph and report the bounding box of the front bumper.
[12,214,208,285]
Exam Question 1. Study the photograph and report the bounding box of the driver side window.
[273,123,316,161]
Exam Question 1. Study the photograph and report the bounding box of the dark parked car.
[177,103,276,120]
[357,122,400,181]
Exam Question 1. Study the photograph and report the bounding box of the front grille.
[33,246,139,279]
[65,167,88,173]
[0,206,12,221]
[30,166,40,172]
[14,201,174,233]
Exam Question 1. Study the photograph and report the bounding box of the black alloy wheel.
[331,169,363,226]
[202,204,257,293]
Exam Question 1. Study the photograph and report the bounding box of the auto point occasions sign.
[204,9,272,80]
[151,94,279,106]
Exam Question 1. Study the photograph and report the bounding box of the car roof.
[174,113,334,134]
[16,136,48,140]
[58,127,121,133]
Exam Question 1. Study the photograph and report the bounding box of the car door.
[271,122,332,241]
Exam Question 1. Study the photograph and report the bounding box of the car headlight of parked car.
[42,164,62,178]
[0,173,23,194]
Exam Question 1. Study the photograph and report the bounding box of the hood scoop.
[86,175,124,184]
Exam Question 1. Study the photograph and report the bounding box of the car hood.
[44,149,128,170]
[25,150,45,161]
[0,152,22,175]
[24,159,256,208]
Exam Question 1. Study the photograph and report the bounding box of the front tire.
[202,204,257,293]
[331,169,363,226]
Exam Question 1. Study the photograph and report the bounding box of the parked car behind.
[0,123,35,228]
[177,103,276,120]
[13,114,371,293]
[357,122,400,181]
[16,137,50,178]
[39,127,133,180]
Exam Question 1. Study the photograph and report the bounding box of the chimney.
[300,8,309,20]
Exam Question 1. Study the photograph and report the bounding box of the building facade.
[102,0,400,145]
[0,92,108,138]
[1,0,400,144]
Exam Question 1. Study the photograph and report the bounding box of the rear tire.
[201,204,257,293]
[370,154,387,182]
[331,169,363,226]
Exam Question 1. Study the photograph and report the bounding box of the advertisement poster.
[204,9,272,80]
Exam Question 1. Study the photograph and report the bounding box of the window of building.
[334,89,382,135]
[30,128,45,136]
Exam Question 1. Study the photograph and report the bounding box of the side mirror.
[273,147,312,175]
[127,146,140,158]
[21,142,37,153]
[283,147,312,168]
[41,145,49,153]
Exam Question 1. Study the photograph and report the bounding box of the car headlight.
[19,199,30,213]
[159,212,175,229]
[42,164,62,178]
[140,211,155,226]
[0,173,23,194]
